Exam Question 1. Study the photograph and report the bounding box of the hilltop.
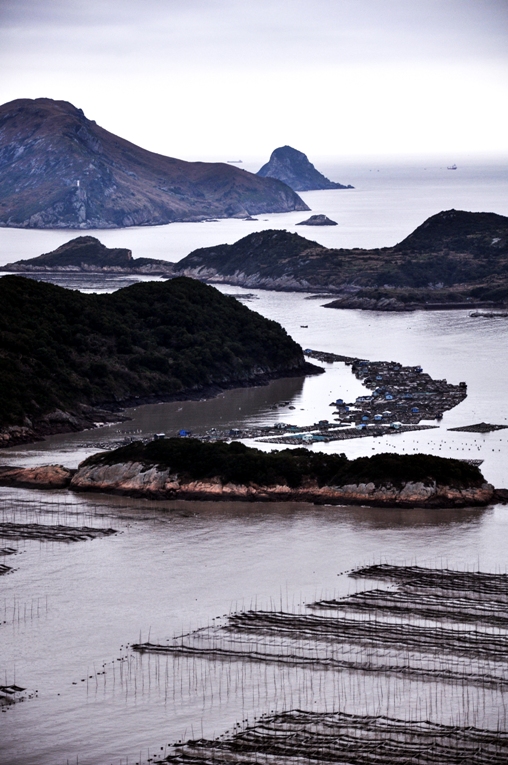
[1,236,174,275]
[257,146,353,191]
[174,210,508,308]
[0,99,308,229]
[0,276,313,446]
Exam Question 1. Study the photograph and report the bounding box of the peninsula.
[257,146,354,191]
[174,210,508,309]
[0,276,316,447]
[1,236,175,275]
[0,98,308,229]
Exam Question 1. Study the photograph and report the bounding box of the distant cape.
[0,99,309,229]
[257,146,353,191]
[0,236,174,275]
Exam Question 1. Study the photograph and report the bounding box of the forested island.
[0,276,315,447]
[68,438,494,507]
[7,209,508,310]
[175,210,508,309]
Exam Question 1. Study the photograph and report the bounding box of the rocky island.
[0,236,175,275]
[257,146,354,191]
[68,439,494,507]
[0,98,308,229]
[297,214,338,226]
[174,210,508,308]
[0,276,317,447]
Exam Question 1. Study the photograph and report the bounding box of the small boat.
[300,325,308,328]
[447,163,457,170]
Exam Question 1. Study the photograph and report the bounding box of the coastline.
[170,272,508,312]
[69,461,495,508]
[0,461,500,509]
[0,362,322,450]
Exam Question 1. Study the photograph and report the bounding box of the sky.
[0,0,507,161]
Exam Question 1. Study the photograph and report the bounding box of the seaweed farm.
[2,483,508,764]
[162,711,508,765]
[0,522,117,543]
[126,564,508,763]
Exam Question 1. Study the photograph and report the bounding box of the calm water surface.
[1,158,508,764]
[0,156,506,265]
[2,489,507,765]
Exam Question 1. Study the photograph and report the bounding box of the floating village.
[147,350,470,448]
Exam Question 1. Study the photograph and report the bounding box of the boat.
[447,163,457,170]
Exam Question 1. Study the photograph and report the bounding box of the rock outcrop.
[0,99,308,229]
[0,408,127,449]
[257,146,353,191]
[1,236,175,275]
[70,460,494,508]
[297,214,337,226]
[0,464,74,489]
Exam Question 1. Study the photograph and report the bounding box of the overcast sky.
[0,0,507,161]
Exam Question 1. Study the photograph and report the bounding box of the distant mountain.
[174,210,508,308]
[1,236,174,275]
[257,146,353,191]
[0,99,308,229]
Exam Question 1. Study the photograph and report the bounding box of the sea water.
[1,156,508,764]
[0,155,506,266]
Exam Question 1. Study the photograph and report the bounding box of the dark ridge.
[0,275,307,431]
[174,210,508,304]
[175,229,323,279]
[395,209,508,254]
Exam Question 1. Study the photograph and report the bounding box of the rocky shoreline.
[69,460,495,507]
[173,210,508,310]
[323,295,502,312]
[0,407,129,450]
[0,461,501,509]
